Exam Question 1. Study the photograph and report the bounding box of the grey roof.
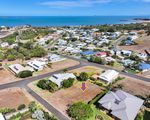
[98,90,144,120]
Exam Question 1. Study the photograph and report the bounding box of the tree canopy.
[68,102,93,120]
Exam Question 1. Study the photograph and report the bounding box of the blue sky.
[0,0,150,16]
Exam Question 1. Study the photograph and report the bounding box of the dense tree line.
[2,42,47,61]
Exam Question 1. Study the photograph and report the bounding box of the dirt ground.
[29,81,102,116]
[34,59,79,76]
[119,35,150,54]
[0,69,20,85]
[0,88,31,109]
[70,66,103,76]
[137,71,150,79]
[114,74,150,97]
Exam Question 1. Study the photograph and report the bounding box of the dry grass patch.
[0,88,31,109]
[70,66,103,76]
[114,75,150,97]
[119,35,150,53]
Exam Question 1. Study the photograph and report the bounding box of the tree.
[107,61,115,66]
[28,101,38,112]
[17,104,26,110]
[63,68,68,73]
[147,29,150,36]
[17,53,24,62]
[68,102,93,120]
[7,54,16,61]
[0,63,3,70]
[37,79,48,90]
[47,81,58,92]
[78,72,89,81]
[62,78,75,88]
[18,70,32,78]
[43,112,58,120]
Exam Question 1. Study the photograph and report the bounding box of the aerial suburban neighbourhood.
[0,1,150,120]
[0,21,150,120]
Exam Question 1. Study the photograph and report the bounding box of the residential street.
[0,57,149,120]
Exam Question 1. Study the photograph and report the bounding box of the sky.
[0,0,150,16]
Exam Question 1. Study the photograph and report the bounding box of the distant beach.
[0,16,150,27]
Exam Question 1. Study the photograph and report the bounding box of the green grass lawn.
[87,105,111,120]
[125,68,137,74]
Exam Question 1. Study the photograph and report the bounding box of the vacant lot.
[70,66,103,76]
[0,59,79,85]
[0,69,20,85]
[114,75,150,97]
[119,35,150,53]
[0,88,31,109]
[29,81,102,116]
[33,59,79,76]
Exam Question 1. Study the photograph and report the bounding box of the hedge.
[88,90,108,105]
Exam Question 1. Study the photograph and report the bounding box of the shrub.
[62,78,75,88]
[47,81,58,92]
[18,70,32,78]
[17,104,26,110]
[78,72,89,81]
[88,90,108,105]
[0,108,16,114]
[68,102,93,120]
[7,54,16,61]
[44,111,58,120]
[28,101,38,112]
[37,79,48,90]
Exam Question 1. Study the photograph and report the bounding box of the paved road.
[25,86,70,120]
[0,55,149,120]
[112,35,127,51]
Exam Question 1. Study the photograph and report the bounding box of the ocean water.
[0,16,150,27]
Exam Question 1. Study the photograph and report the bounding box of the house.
[105,57,116,62]
[0,113,5,120]
[99,70,119,84]
[9,64,34,75]
[127,35,138,41]
[80,51,94,56]
[121,50,132,56]
[98,90,144,120]
[95,52,107,58]
[121,59,135,66]
[138,62,150,72]
[49,73,76,87]
[137,53,147,60]
[27,60,46,71]
[48,54,66,62]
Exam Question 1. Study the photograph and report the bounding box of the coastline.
[0,16,150,27]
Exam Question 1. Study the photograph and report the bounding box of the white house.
[0,113,5,120]
[49,73,76,87]
[121,50,132,56]
[99,70,119,84]
[9,64,34,75]
[98,90,144,120]
[27,60,46,71]
[48,54,66,62]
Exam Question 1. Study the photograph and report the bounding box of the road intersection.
[0,56,149,120]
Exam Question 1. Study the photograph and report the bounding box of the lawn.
[125,68,137,74]
[87,105,112,120]
[70,66,103,76]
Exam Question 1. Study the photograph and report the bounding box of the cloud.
[39,0,150,8]
[39,0,111,8]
